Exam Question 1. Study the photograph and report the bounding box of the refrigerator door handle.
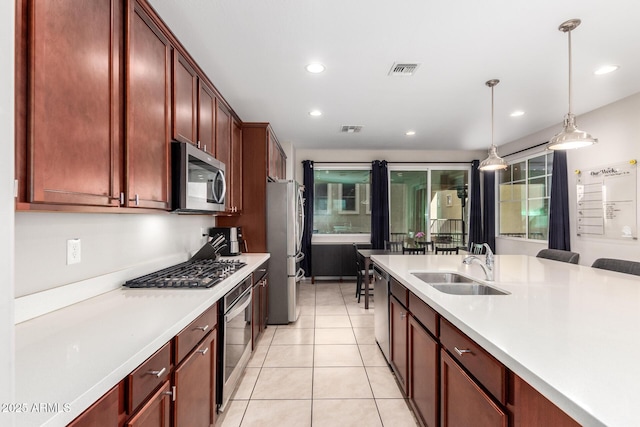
[294,268,305,282]
[294,252,305,263]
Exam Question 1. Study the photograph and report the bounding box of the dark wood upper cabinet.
[172,51,197,146]
[216,101,232,175]
[23,0,123,207]
[125,0,172,210]
[198,82,216,156]
[228,117,243,213]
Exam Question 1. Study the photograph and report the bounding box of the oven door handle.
[225,289,252,321]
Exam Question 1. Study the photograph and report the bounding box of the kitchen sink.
[431,283,509,295]
[412,272,475,284]
[411,272,510,295]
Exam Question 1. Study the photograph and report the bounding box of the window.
[389,167,470,247]
[498,152,553,240]
[313,167,370,234]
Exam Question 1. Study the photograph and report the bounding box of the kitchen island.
[371,253,640,427]
[9,253,269,427]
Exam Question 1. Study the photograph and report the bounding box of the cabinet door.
[173,338,213,427]
[408,315,439,427]
[68,382,121,427]
[252,282,261,347]
[125,381,171,427]
[390,296,408,394]
[28,0,122,207]
[216,101,232,210]
[229,117,243,213]
[125,0,171,209]
[441,350,507,427]
[172,51,197,145]
[508,373,580,427]
[260,277,269,330]
[198,82,215,155]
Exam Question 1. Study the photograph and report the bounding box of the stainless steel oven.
[218,275,253,411]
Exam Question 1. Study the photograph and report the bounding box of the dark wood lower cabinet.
[125,381,171,427]
[173,336,215,427]
[508,373,580,427]
[389,295,408,394]
[408,315,439,427]
[67,382,123,427]
[441,350,507,427]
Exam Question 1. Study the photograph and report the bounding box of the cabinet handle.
[134,194,139,206]
[204,144,207,152]
[197,347,209,356]
[147,367,166,378]
[194,324,209,332]
[163,385,177,401]
[400,312,406,319]
[197,141,201,149]
[454,347,472,356]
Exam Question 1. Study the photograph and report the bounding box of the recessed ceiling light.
[306,63,325,73]
[510,111,525,117]
[594,65,619,75]
[405,130,416,136]
[309,110,322,117]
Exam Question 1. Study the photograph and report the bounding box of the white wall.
[496,92,640,265]
[1,0,15,416]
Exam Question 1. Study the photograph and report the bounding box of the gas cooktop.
[124,259,246,289]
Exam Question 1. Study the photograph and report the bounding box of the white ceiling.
[148,0,640,152]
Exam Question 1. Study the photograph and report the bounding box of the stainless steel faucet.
[463,243,495,281]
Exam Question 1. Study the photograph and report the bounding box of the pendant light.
[547,19,598,150]
[479,79,507,171]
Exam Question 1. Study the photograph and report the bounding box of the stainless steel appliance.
[123,259,246,289]
[266,180,305,324]
[171,141,226,213]
[209,227,243,256]
[218,275,253,411]
[373,265,390,362]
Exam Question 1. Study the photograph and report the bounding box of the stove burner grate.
[124,259,246,289]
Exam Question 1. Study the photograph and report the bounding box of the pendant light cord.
[567,29,573,116]
[491,84,495,147]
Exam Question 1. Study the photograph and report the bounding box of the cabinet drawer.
[409,292,438,337]
[390,278,408,307]
[439,318,506,404]
[174,302,217,363]
[127,342,171,413]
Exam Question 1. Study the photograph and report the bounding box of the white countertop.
[10,253,269,427]
[371,254,640,427]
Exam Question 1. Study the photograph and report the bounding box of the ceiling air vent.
[341,125,363,133]
[388,62,420,76]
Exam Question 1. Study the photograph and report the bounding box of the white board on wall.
[576,161,637,240]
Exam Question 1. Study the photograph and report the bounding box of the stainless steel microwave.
[171,141,226,213]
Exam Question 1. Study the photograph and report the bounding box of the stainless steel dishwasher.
[373,265,390,362]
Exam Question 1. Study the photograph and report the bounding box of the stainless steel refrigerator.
[266,180,305,324]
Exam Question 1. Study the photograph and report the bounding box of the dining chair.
[470,242,485,254]
[417,241,435,252]
[435,246,459,255]
[385,241,403,253]
[536,249,579,264]
[353,244,374,302]
[591,258,640,276]
[403,246,426,255]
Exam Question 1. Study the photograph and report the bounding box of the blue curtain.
[370,160,389,249]
[301,160,314,276]
[468,160,483,250]
[548,151,571,250]
[482,169,496,252]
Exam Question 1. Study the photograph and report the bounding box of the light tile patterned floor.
[217,280,419,427]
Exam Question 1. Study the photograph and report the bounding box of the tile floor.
[216,279,419,427]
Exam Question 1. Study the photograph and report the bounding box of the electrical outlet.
[67,239,81,265]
